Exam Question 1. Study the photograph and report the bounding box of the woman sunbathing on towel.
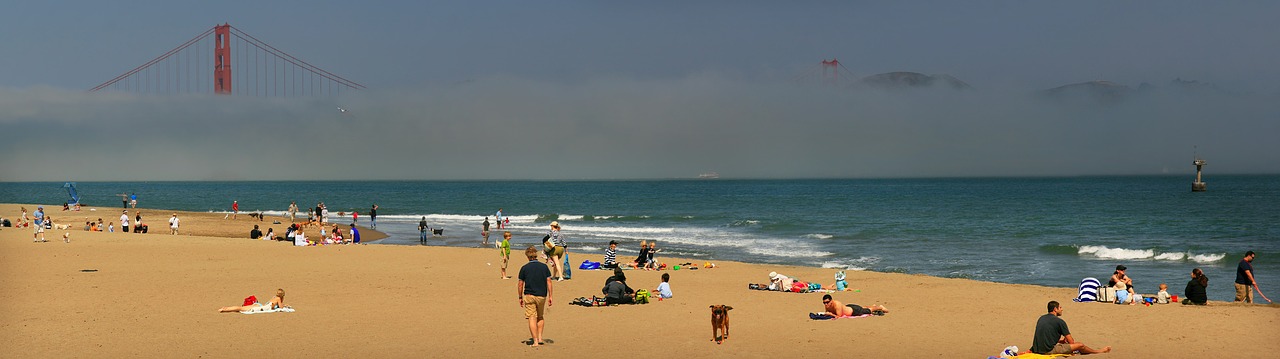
[220,289,287,313]
[821,294,888,317]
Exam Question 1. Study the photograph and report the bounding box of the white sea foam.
[803,234,834,240]
[745,244,833,258]
[820,256,878,271]
[1188,253,1227,263]
[1078,245,1226,263]
[1078,245,1154,260]
[557,214,584,221]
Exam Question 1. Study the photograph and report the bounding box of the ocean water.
[3,175,1277,301]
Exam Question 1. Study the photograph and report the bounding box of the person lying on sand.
[822,294,887,317]
[220,289,287,313]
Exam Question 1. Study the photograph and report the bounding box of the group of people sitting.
[595,268,674,305]
[283,223,361,246]
[82,218,109,232]
[599,240,662,270]
[1103,265,1208,305]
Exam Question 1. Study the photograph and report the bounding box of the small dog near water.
[710,305,733,344]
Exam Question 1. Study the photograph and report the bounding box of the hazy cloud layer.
[2,76,1276,181]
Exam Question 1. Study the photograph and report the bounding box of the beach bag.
[634,289,651,304]
[242,296,257,306]
[562,253,572,279]
[579,260,601,270]
[1074,277,1100,302]
[808,282,823,291]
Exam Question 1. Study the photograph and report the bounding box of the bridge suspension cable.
[89,23,365,96]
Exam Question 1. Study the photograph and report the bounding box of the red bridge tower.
[214,24,232,94]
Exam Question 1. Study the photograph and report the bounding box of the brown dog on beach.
[710,305,732,344]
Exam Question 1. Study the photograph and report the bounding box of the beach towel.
[809,313,873,320]
[1011,353,1072,358]
[241,306,295,314]
[1074,277,1099,302]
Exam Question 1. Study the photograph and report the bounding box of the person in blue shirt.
[32,206,46,242]
[349,223,361,244]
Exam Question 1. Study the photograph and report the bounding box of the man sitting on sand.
[1030,301,1110,355]
[821,294,887,317]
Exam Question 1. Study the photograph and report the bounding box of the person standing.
[496,208,504,229]
[482,217,491,245]
[119,193,128,209]
[228,200,239,220]
[499,232,512,279]
[32,206,46,242]
[315,203,323,224]
[320,203,329,225]
[120,210,130,234]
[369,204,378,229]
[1235,251,1271,303]
[130,193,137,208]
[288,201,298,223]
[542,221,567,281]
[1030,301,1111,355]
[418,216,429,244]
[169,213,180,235]
[517,246,553,347]
[352,211,358,225]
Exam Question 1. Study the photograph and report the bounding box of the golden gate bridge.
[89,23,365,96]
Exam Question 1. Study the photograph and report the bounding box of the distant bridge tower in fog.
[794,58,857,87]
[1192,156,1207,192]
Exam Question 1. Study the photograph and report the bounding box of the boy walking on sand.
[499,232,511,278]
[517,246,552,347]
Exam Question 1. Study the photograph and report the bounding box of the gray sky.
[1,1,1277,181]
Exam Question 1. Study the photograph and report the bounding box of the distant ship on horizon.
[697,172,720,179]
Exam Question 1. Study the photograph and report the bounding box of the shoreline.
[0,203,388,243]
[3,202,1278,357]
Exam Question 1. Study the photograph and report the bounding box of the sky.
[1,1,1277,181]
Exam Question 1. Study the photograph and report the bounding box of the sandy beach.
[1,202,1277,358]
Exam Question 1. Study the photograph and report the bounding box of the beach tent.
[1074,277,1099,302]
[63,182,81,206]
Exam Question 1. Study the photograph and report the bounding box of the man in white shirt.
[169,213,180,235]
[120,210,131,233]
